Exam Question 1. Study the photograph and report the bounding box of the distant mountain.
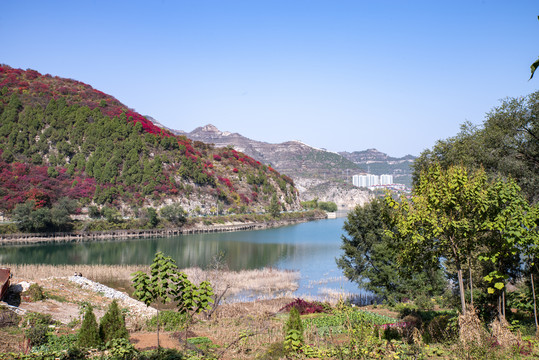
[0,65,301,216]
[162,124,372,209]
[180,124,363,183]
[339,149,416,187]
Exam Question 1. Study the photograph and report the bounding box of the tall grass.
[4,264,300,300]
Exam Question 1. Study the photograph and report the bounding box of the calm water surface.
[0,217,363,299]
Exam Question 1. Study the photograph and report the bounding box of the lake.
[0,217,364,301]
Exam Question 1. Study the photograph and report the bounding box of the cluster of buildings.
[352,174,406,191]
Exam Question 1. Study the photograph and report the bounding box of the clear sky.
[1,0,538,157]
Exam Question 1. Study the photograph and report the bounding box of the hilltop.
[0,65,301,220]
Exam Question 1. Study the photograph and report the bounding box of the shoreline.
[0,212,327,246]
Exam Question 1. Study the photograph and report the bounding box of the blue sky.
[1,0,538,157]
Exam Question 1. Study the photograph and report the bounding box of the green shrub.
[106,338,138,360]
[146,310,187,331]
[139,347,186,360]
[283,307,303,352]
[25,283,46,301]
[99,299,129,343]
[25,324,49,346]
[425,314,455,343]
[32,333,86,358]
[78,305,101,348]
[23,312,53,327]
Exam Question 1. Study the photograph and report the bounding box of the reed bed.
[3,264,300,300]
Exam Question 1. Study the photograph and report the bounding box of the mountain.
[177,124,363,182]
[340,149,416,187]
[168,124,372,209]
[0,65,301,217]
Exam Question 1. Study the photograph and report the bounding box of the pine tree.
[78,305,101,348]
[99,300,129,343]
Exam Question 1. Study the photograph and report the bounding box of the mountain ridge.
[154,123,413,209]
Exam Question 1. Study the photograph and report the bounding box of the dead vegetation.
[5,264,299,302]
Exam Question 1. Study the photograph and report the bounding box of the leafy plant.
[131,251,214,347]
[23,312,52,327]
[283,307,303,352]
[146,310,186,331]
[106,338,138,360]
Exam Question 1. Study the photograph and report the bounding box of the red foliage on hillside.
[0,150,96,212]
[0,65,167,137]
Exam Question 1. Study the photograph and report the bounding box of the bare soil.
[0,276,295,358]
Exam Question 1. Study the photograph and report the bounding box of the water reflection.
[0,236,295,270]
[0,218,362,299]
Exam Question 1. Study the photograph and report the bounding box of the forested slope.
[0,65,300,219]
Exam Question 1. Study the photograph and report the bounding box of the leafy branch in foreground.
[131,251,214,348]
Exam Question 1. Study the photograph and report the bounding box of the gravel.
[68,275,156,318]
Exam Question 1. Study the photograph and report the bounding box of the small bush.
[139,347,186,360]
[25,324,49,346]
[426,314,456,343]
[106,338,138,360]
[147,310,187,331]
[280,298,327,315]
[25,283,45,301]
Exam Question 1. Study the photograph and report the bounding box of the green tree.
[387,164,491,314]
[318,201,338,212]
[414,91,539,204]
[78,305,101,348]
[159,203,187,226]
[99,300,129,343]
[268,194,281,218]
[338,199,445,303]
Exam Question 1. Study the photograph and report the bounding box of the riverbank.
[0,211,327,246]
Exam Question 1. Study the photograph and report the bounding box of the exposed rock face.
[297,179,373,210]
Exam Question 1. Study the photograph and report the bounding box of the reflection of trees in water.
[0,236,296,270]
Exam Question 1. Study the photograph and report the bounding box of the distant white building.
[353,173,394,189]
[380,174,393,185]
[353,174,381,188]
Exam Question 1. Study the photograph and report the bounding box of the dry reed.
[3,264,299,300]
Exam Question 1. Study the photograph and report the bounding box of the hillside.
[0,65,301,219]
[340,149,415,187]
[165,124,372,209]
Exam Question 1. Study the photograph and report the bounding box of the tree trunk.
[457,268,466,314]
[157,308,160,349]
[469,259,473,307]
[502,290,506,319]
[532,273,538,332]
